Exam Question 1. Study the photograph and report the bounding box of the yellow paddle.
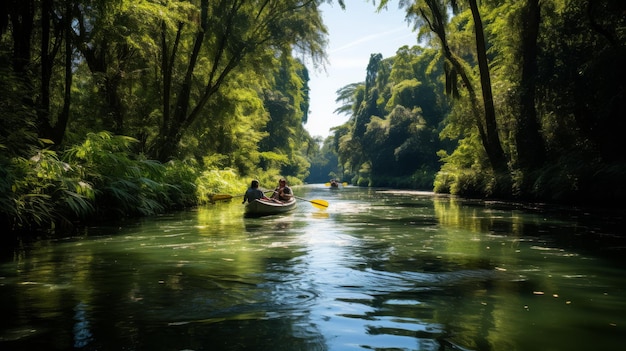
[211,194,240,202]
[211,190,275,202]
[293,196,329,209]
[261,189,328,209]
[212,192,328,209]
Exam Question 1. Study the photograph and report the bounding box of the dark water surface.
[1,185,625,350]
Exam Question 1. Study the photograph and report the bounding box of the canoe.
[245,198,297,217]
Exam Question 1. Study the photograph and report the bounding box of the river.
[1,184,625,350]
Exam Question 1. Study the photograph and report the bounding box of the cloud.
[330,26,410,54]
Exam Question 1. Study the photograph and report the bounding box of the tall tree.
[353,53,383,139]
[466,0,508,174]
[0,0,75,146]
[38,0,74,145]
[73,0,122,134]
[383,0,509,175]
[2,0,34,75]
[153,0,332,162]
[515,0,545,171]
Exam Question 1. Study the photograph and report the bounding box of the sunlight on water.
[1,185,625,350]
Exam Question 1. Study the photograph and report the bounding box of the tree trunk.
[468,0,509,174]
[75,6,126,136]
[38,0,54,140]
[8,0,33,75]
[154,0,244,161]
[53,0,73,146]
[160,21,183,143]
[423,0,508,176]
[516,0,545,172]
[154,0,209,162]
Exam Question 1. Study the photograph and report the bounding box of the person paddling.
[242,179,270,204]
[271,178,293,202]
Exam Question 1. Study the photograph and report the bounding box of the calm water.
[1,185,625,351]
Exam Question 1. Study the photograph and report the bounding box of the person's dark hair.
[251,179,259,187]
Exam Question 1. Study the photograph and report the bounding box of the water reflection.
[0,186,625,350]
[244,217,293,233]
[73,302,93,348]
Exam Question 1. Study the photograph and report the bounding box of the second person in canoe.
[271,178,293,202]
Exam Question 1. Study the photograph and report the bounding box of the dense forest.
[1,0,625,236]
[313,0,626,202]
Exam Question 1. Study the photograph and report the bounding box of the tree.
[73,0,144,135]
[515,0,545,172]
[39,0,73,146]
[383,0,509,177]
[353,53,384,139]
[306,135,342,183]
[0,0,74,147]
[152,0,332,162]
[330,39,451,187]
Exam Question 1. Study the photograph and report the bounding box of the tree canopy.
[326,0,625,201]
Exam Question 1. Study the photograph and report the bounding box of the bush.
[433,171,453,194]
[163,159,200,208]
[196,168,246,205]
[2,148,94,233]
[64,132,168,218]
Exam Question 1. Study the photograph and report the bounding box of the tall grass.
[195,168,246,204]
[1,131,292,236]
[1,148,94,233]
[64,132,171,218]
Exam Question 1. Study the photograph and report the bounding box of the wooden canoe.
[244,198,296,217]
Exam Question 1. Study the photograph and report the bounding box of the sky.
[304,1,417,138]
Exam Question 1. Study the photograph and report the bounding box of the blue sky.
[304,1,416,138]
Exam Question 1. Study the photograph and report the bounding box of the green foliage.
[332,44,451,188]
[1,130,265,234]
[306,135,343,183]
[0,65,39,158]
[195,168,245,205]
[1,0,346,236]
[375,0,625,202]
[432,171,452,194]
[449,169,492,198]
[386,79,422,111]
[433,135,488,196]
[145,0,331,161]
[356,176,371,187]
[530,154,626,205]
[334,83,364,116]
[3,0,626,237]
[189,72,269,175]
[370,165,436,189]
[162,159,200,208]
[1,148,94,232]
[257,56,312,181]
[64,132,169,218]
[282,152,311,182]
